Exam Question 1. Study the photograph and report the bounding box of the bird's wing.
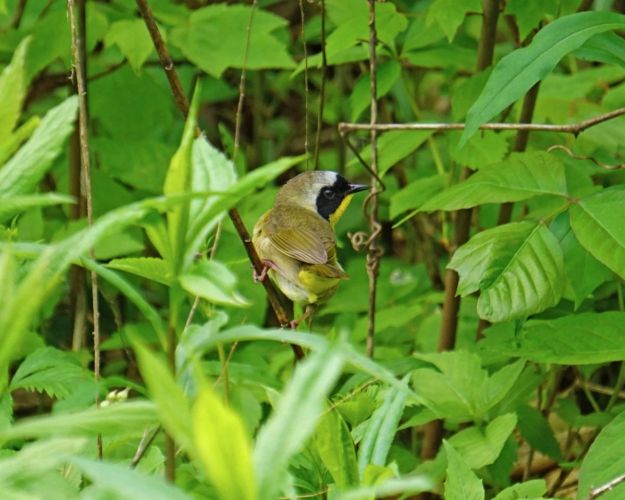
[268,227,328,264]
[305,263,349,280]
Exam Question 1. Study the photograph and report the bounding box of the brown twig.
[135,0,302,360]
[589,473,625,499]
[338,106,625,135]
[68,0,103,460]
[314,0,327,169]
[298,0,310,167]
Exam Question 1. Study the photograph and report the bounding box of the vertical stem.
[365,0,381,359]
[420,0,500,466]
[299,0,310,166]
[314,0,327,169]
[165,288,179,481]
[68,0,102,459]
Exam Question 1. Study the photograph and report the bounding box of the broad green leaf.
[578,411,625,500]
[411,352,524,423]
[179,259,249,307]
[462,12,625,144]
[350,60,402,121]
[104,19,154,73]
[450,222,564,322]
[576,31,625,69]
[450,131,509,170]
[0,37,29,144]
[493,479,547,500]
[420,152,567,212]
[405,45,475,72]
[170,5,294,78]
[448,414,518,469]
[315,408,359,489]
[504,0,560,40]
[0,401,157,442]
[134,343,194,453]
[443,441,484,500]
[426,0,481,42]
[390,175,445,221]
[336,475,435,500]
[402,15,445,54]
[570,188,625,282]
[253,343,345,499]
[517,405,562,461]
[326,0,407,56]
[481,312,625,364]
[193,385,256,500]
[0,96,78,196]
[358,376,409,475]
[107,257,172,286]
[71,457,190,500]
[0,193,73,222]
[347,131,433,177]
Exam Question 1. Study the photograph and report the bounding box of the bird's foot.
[288,304,317,330]
[253,259,276,282]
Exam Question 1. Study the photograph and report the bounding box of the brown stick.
[68,0,103,459]
[338,105,625,135]
[135,0,302,359]
[364,0,382,359]
[314,0,327,170]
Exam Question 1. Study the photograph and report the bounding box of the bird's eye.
[323,188,335,199]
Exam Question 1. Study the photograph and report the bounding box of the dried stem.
[298,0,310,166]
[589,473,625,499]
[314,0,327,169]
[135,0,302,360]
[68,0,102,459]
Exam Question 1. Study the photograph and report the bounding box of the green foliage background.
[2,0,625,498]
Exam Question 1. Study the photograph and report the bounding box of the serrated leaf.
[450,222,564,322]
[444,441,484,500]
[104,19,154,73]
[426,0,481,42]
[253,343,345,499]
[578,411,625,500]
[420,152,567,212]
[193,385,256,500]
[315,408,359,489]
[0,37,29,144]
[0,96,78,196]
[462,11,625,144]
[107,257,172,286]
[170,5,294,78]
[570,188,625,282]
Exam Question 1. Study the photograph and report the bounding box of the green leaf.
[104,20,154,73]
[579,411,625,500]
[0,37,29,145]
[193,384,256,500]
[576,31,625,69]
[493,479,547,500]
[402,15,445,54]
[504,0,560,40]
[253,342,346,499]
[336,475,435,500]
[420,152,567,212]
[0,401,157,442]
[461,11,625,145]
[179,259,249,307]
[450,131,509,170]
[170,5,294,78]
[390,175,445,221]
[71,457,190,500]
[0,96,78,196]
[517,405,562,461]
[315,408,359,489]
[570,188,625,282]
[134,343,194,453]
[0,193,73,223]
[347,131,433,177]
[448,414,518,470]
[426,0,481,42]
[0,116,40,166]
[358,377,409,475]
[443,441,484,500]
[450,222,564,322]
[107,257,172,286]
[482,312,625,364]
[350,60,402,121]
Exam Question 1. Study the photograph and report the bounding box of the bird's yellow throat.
[329,194,353,227]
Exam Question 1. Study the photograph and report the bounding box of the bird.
[252,170,368,326]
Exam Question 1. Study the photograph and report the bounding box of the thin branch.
[135,0,302,360]
[338,106,625,135]
[68,0,103,460]
[589,473,625,499]
[313,0,327,169]
[298,0,309,167]
[130,426,161,468]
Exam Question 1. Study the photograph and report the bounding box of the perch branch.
[135,0,303,360]
[68,0,103,459]
[338,106,625,135]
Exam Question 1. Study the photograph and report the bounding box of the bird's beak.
[347,183,369,194]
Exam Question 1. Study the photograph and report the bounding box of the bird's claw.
[253,260,276,282]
